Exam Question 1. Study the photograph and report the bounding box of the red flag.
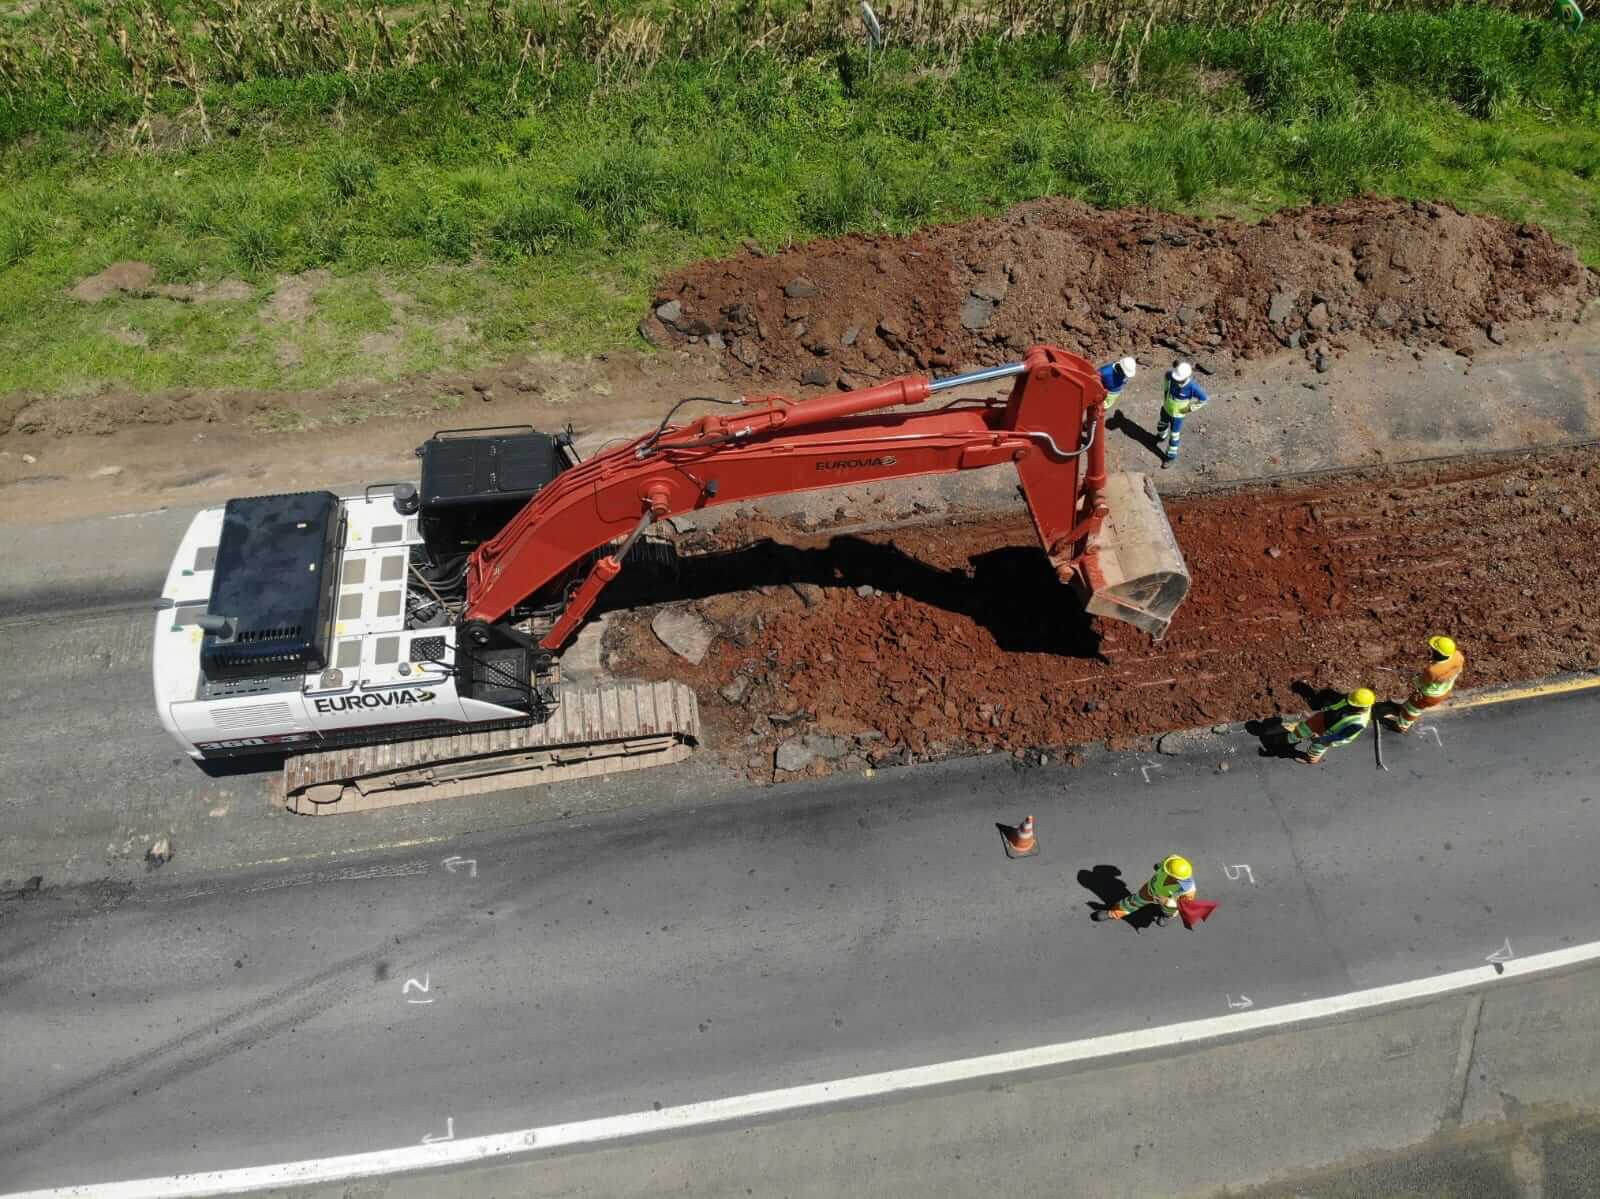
[1178,896,1218,930]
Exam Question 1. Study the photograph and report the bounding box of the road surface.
[3,682,1598,1194]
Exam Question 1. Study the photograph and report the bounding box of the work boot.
[1090,909,1111,922]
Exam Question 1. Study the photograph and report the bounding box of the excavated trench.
[605,445,1600,778]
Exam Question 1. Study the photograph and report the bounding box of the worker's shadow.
[1077,864,1163,932]
[1108,411,1167,464]
[1246,681,1344,760]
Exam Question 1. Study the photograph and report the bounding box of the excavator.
[152,344,1189,813]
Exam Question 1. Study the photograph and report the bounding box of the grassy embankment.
[0,0,1596,428]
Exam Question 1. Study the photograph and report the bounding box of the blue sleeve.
[1189,382,1209,404]
[1098,364,1117,390]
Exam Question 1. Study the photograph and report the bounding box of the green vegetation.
[0,1,1596,407]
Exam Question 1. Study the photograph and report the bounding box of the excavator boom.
[463,344,1190,646]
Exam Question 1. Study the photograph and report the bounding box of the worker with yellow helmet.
[1389,635,1465,734]
[1092,855,1196,924]
[1286,687,1376,764]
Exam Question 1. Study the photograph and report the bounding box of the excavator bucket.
[1078,472,1190,640]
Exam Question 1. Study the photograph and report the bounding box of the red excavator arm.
[462,343,1189,649]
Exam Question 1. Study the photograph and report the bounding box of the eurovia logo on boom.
[313,688,438,714]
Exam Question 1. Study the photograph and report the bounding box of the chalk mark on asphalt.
[442,855,478,878]
[1140,763,1162,783]
[420,1118,455,1145]
[1423,727,1444,748]
[1223,864,1257,885]
[403,975,433,1005]
[1226,994,1254,1010]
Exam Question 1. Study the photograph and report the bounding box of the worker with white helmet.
[1097,356,1138,414]
[1156,360,1209,467]
[1092,855,1197,925]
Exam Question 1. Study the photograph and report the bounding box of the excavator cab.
[1076,471,1190,640]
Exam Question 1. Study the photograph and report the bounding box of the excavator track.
[280,680,699,815]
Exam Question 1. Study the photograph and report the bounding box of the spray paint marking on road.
[1140,763,1162,783]
[420,1119,454,1145]
[1223,864,1257,885]
[18,939,1600,1199]
[402,975,433,1005]
[1226,994,1254,1010]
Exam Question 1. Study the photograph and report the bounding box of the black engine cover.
[201,491,342,680]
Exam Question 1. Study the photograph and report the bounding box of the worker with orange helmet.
[1092,855,1196,925]
[1286,688,1375,764]
[1388,635,1465,733]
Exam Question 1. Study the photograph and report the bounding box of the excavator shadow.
[197,751,288,781]
[597,534,1108,660]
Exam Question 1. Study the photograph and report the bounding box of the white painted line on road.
[14,939,1600,1199]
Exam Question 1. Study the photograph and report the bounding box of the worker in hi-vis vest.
[1389,635,1465,733]
[1156,361,1208,467]
[1287,688,1375,764]
[1092,855,1196,925]
[1098,356,1137,413]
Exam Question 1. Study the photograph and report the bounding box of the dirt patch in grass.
[68,261,157,303]
[262,270,331,324]
[67,262,253,305]
[650,196,1600,387]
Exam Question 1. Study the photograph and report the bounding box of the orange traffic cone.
[1001,814,1038,859]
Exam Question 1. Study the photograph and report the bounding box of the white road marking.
[1486,938,1515,966]
[420,1119,454,1145]
[1140,762,1162,783]
[1223,864,1257,885]
[442,856,478,878]
[1423,727,1444,748]
[15,939,1600,1199]
[1226,994,1254,1010]
[402,975,433,1005]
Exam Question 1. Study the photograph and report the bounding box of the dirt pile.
[646,198,1599,388]
[607,446,1600,777]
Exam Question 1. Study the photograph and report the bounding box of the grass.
[0,5,1596,412]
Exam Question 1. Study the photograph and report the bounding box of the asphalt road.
[3,683,1597,1193]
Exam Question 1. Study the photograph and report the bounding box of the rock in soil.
[719,675,753,705]
[611,446,1600,778]
[650,607,717,666]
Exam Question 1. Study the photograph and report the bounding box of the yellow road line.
[1449,675,1600,713]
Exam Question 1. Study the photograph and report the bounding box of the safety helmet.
[1171,361,1193,383]
[1118,356,1137,379]
[1349,687,1377,708]
[1429,635,1456,658]
[1162,854,1193,880]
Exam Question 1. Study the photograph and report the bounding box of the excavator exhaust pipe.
[1077,472,1190,641]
